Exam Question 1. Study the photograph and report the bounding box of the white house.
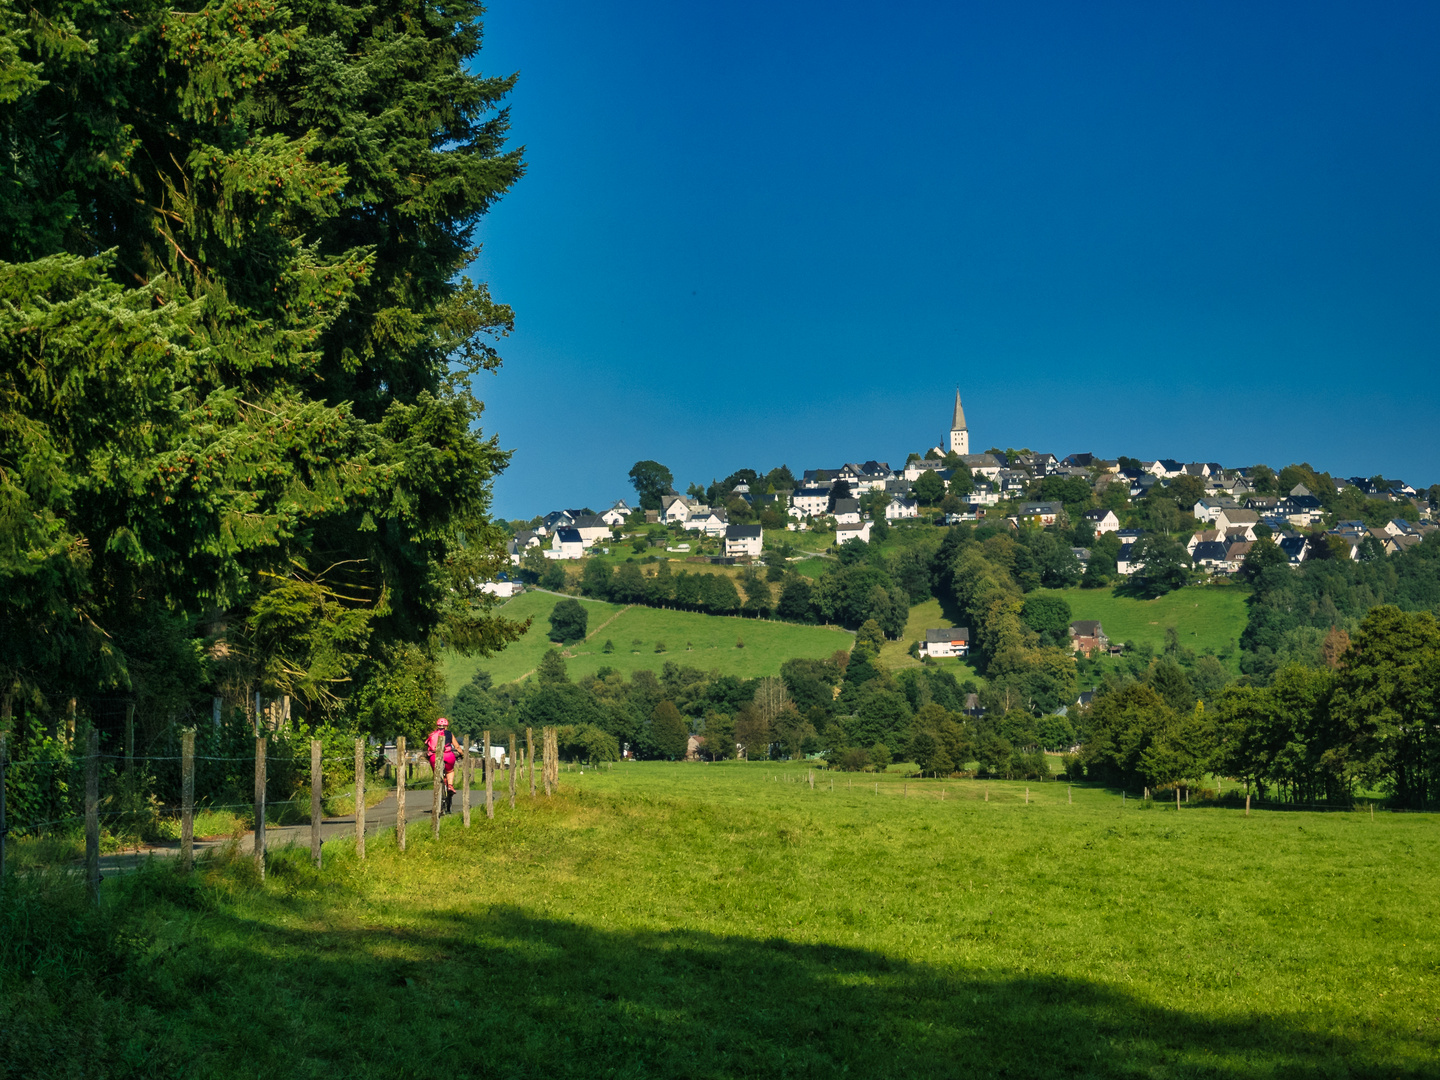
[788,486,831,518]
[1116,542,1145,576]
[832,498,862,525]
[1083,508,1120,535]
[919,627,970,658]
[572,514,611,547]
[480,580,522,598]
[688,507,729,537]
[546,528,585,560]
[600,500,632,527]
[1017,501,1063,527]
[1215,508,1260,534]
[836,521,872,545]
[661,494,692,525]
[723,524,763,559]
[885,497,919,520]
[1192,498,1239,525]
[507,529,542,564]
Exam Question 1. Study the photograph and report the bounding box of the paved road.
[95,788,497,878]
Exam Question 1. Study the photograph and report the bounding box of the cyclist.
[425,717,463,812]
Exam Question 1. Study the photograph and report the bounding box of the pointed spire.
[951,388,966,432]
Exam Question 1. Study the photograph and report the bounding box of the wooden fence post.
[355,739,366,859]
[1176,787,1181,811]
[86,729,99,902]
[0,734,7,888]
[461,734,472,827]
[310,739,322,867]
[253,737,266,880]
[67,697,77,747]
[396,736,407,851]
[1068,784,1072,805]
[182,730,195,871]
[124,703,135,778]
[485,731,494,820]
[527,727,535,797]
[509,734,517,809]
[431,745,442,839]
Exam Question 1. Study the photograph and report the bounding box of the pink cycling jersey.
[426,729,457,767]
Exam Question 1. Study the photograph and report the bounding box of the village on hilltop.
[508,390,1435,580]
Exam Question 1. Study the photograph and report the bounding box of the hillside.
[445,589,854,689]
[878,597,985,684]
[1030,584,1250,665]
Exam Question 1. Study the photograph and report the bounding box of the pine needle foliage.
[0,0,527,729]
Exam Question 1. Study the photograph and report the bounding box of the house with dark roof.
[832,498,862,525]
[723,524,762,558]
[1068,620,1109,656]
[1190,541,1231,571]
[1017,501,1064,526]
[547,528,585,560]
[1084,508,1120,534]
[919,627,970,658]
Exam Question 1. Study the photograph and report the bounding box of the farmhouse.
[1069,620,1109,656]
[920,627,970,658]
[723,524,763,559]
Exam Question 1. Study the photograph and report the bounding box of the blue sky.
[468,1,1440,519]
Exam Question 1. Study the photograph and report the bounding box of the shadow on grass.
[4,847,1427,1080]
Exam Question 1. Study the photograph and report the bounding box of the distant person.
[425,717,462,797]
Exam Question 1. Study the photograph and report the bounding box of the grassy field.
[11,762,1435,1078]
[446,590,854,689]
[1031,584,1249,661]
[879,597,985,683]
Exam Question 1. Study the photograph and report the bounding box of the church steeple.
[948,389,969,455]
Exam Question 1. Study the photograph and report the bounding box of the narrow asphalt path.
[94,789,483,878]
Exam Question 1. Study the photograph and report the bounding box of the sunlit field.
[4,762,1436,1078]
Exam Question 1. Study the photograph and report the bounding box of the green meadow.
[445,590,853,688]
[1032,584,1250,663]
[10,763,1435,1078]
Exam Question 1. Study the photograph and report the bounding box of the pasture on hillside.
[1031,584,1250,667]
[878,597,985,683]
[445,590,853,688]
[11,763,1435,1078]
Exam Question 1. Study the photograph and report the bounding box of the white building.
[919,627,970,658]
[836,521,872,545]
[546,528,585,560]
[788,486,831,518]
[948,389,969,455]
[724,524,763,558]
[885,497,919,520]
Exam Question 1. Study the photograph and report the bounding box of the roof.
[1191,541,1229,561]
[1083,508,1115,520]
[832,498,860,514]
[725,524,762,539]
[925,627,970,642]
[1221,509,1260,524]
[572,514,608,528]
[1070,620,1104,636]
[1020,501,1064,514]
[952,389,966,431]
[554,528,582,543]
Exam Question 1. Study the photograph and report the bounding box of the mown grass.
[878,597,985,683]
[5,762,1434,1079]
[1032,584,1250,664]
[445,590,853,689]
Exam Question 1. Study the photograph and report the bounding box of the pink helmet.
[436,717,449,728]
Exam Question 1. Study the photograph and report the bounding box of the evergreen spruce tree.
[0,0,525,729]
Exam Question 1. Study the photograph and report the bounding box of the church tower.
[948,389,969,455]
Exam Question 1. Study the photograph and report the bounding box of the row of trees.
[1078,606,1440,807]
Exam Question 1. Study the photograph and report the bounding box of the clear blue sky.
[468,0,1440,519]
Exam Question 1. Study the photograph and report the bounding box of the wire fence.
[0,722,557,897]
